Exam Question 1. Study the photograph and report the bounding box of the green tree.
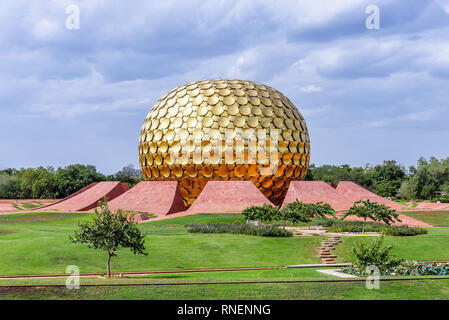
[55,164,106,197]
[342,200,401,233]
[281,200,335,228]
[70,199,147,277]
[351,236,403,275]
[242,204,280,224]
[367,160,406,198]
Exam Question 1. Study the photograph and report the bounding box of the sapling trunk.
[107,253,112,277]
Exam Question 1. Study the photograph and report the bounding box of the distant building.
[435,191,447,196]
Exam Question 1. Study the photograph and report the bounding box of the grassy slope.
[335,227,449,263]
[0,212,320,276]
[402,211,449,227]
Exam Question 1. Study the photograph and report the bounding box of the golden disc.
[202,116,213,127]
[207,95,220,105]
[227,104,239,115]
[220,88,231,96]
[218,117,230,127]
[212,104,224,115]
[187,117,197,128]
[249,97,260,105]
[236,96,248,105]
[173,117,183,128]
[234,116,245,127]
[247,117,259,128]
[223,96,235,105]
[197,105,208,116]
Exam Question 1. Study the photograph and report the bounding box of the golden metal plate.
[202,116,213,127]
[223,96,235,106]
[234,116,245,127]
[247,117,259,128]
[218,117,230,127]
[239,105,251,116]
[212,104,224,115]
[236,96,248,105]
[187,117,197,128]
[227,104,239,115]
[173,117,183,128]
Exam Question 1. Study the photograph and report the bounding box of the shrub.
[381,225,427,236]
[349,236,403,275]
[315,219,386,233]
[316,218,427,236]
[345,261,449,277]
[241,204,280,223]
[185,222,293,237]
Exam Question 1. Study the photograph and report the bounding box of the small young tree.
[70,199,147,277]
[342,200,401,233]
[351,236,403,275]
[281,200,335,228]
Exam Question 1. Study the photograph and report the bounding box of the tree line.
[0,157,448,201]
[0,164,143,199]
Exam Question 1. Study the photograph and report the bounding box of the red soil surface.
[34,182,128,212]
[336,181,410,211]
[187,181,274,214]
[282,181,355,211]
[107,181,186,216]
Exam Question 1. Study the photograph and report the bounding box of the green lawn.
[2,278,449,300]
[0,212,321,276]
[335,227,449,263]
[402,211,449,227]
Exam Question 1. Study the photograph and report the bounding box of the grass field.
[2,210,449,299]
[335,227,449,262]
[0,212,320,276]
[402,211,449,227]
[2,278,449,300]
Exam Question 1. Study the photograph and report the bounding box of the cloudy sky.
[1,0,448,174]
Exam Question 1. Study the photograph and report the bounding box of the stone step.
[318,254,337,258]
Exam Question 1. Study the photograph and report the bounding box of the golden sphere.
[138,79,310,207]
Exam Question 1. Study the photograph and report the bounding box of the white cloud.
[299,84,323,93]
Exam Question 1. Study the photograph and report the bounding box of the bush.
[381,225,427,236]
[316,219,386,233]
[316,218,427,236]
[241,204,280,223]
[345,261,449,277]
[185,222,293,237]
[349,236,403,275]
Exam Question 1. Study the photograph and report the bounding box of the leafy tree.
[281,200,335,228]
[242,204,280,224]
[367,160,406,198]
[342,200,401,233]
[55,164,106,198]
[109,164,144,187]
[70,199,147,277]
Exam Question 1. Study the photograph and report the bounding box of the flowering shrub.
[185,222,293,237]
[344,261,449,277]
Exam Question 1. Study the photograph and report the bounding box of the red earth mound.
[35,182,128,212]
[336,181,409,211]
[107,181,186,216]
[187,181,274,214]
[282,181,355,211]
